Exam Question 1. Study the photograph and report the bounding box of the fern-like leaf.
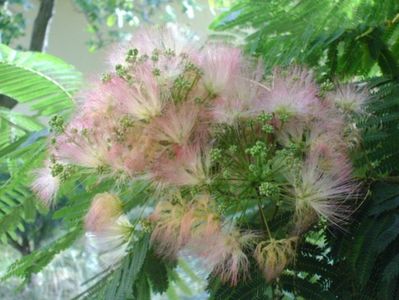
[0,44,81,115]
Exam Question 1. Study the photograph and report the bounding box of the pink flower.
[190,225,258,286]
[85,194,134,265]
[328,84,368,113]
[147,101,202,146]
[309,138,350,176]
[86,215,133,265]
[150,194,220,258]
[77,78,126,119]
[180,194,220,243]
[31,162,60,206]
[108,27,199,86]
[211,81,264,124]
[106,141,149,176]
[196,44,242,96]
[110,27,194,65]
[150,199,188,257]
[129,66,164,120]
[259,67,319,116]
[52,129,109,169]
[84,193,124,233]
[254,237,298,282]
[151,144,211,187]
[287,156,355,229]
[210,58,269,124]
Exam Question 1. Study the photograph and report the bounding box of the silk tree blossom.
[31,161,60,207]
[328,84,368,113]
[108,27,197,88]
[32,27,366,286]
[152,144,211,187]
[85,193,134,265]
[211,77,267,124]
[190,226,258,286]
[195,44,242,96]
[150,199,189,257]
[287,156,355,230]
[119,65,164,121]
[254,237,298,282]
[110,26,194,65]
[84,193,124,232]
[147,101,202,146]
[179,194,221,243]
[52,128,110,169]
[106,141,148,177]
[86,215,134,265]
[309,138,351,176]
[77,78,127,118]
[261,67,319,116]
[150,194,220,258]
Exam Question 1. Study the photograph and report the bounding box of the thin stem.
[257,200,273,239]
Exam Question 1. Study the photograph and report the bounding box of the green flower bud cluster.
[125,48,139,63]
[277,148,300,168]
[174,75,191,90]
[164,48,176,57]
[152,68,161,76]
[262,124,274,133]
[217,201,228,214]
[120,115,134,128]
[257,112,273,123]
[101,73,112,83]
[138,219,152,233]
[222,169,231,179]
[210,148,222,162]
[246,141,268,158]
[151,49,159,62]
[228,145,238,154]
[115,115,135,141]
[51,163,75,182]
[184,62,203,76]
[49,115,65,134]
[248,164,257,174]
[259,182,280,198]
[115,64,132,81]
[279,112,290,123]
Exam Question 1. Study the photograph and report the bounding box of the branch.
[29,0,55,52]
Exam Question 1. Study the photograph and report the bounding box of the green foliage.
[357,78,399,176]
[0,44,82,287]
[0,0,27,45]
[0,140,45,245]
[207,240,338,300]
[0,43,82,115]
[0,109,44,151]
[3,227,83,280]
[210,0,399,79]
[143,249,170,294]
[74,233,150,299]
[328,182,399,299]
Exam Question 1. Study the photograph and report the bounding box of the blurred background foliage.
[0,0,399,299]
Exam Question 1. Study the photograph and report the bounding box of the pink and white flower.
[31,161,60,207]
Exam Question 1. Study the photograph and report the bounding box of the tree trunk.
[30,0,55,52]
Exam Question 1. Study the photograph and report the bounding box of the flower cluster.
[32,27,366,285]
